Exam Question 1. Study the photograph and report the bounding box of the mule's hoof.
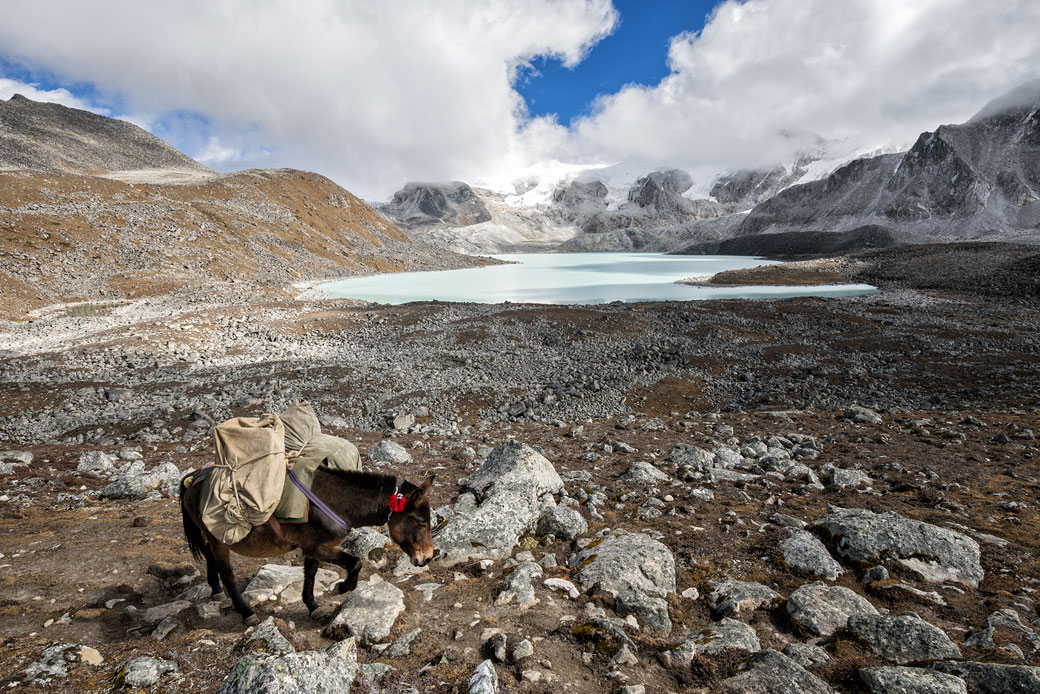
[310,605,336,622]
[243,613,260,627]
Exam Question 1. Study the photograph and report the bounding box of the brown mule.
[180,466,434,625]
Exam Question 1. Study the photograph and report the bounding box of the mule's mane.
[318,467,397,492]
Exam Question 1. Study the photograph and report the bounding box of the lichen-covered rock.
[780,530,844,580]
[705,578,782,619]
[787,582,878,637]
[469,659,500,694]
[367,440,412,466]
[660,619,760,668]
[860,666,967,694]
[118,656,179,688]
[536,505,588,540]
[340,527,391,569]
[930,661,1040,694]
[495,561,543,609]
[965,608,1040,651]
[622,461,670,485]
[571,532,676,636]
[812,507,983,588]
[245,617,296,655]
[435,441,563,566]
[784,643,830,668]
[847,613,961,664]
[720,649,835,694]
[321,579,404,646]
[242,564,339,607]
[218,638,358,694]
[22,643,103,685]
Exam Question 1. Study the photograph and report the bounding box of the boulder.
[669,443,715,470]
[660,618,761,668]
[930,661,1040,694]
[721,650,835,694]
[368,440,412,466]
[22,643,104,684]
[845,405,882,424]
[322,578,404,646]
[571,532,676,636]
[469,659,500,694]
[219,638,358,694]
[780,530,844,580]
[812,507,983,587]
[622,461,670,485]
[860,666,967,694]
[847,613,961,664]
[705,578,782,619]
[495,562,543,609]
[536,505,588,540]
[118,656,179,688]
[783,643,830,668]
[435,441,562,566]
[965,608,1040,650]
[341,527,391,569]
[787,582,878,637]
[242,564,339,607]
[245,617,296,655]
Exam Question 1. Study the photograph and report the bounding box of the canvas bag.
[201,414,287,544]
[275,400,361,521]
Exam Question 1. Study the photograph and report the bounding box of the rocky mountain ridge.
[0,94,487,320]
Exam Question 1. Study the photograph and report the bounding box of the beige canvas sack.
[201,414,287,544]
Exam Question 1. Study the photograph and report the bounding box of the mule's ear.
[420,475,435,495]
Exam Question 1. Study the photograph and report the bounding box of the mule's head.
[387,475,435,567]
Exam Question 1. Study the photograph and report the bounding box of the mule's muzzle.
[410,547,434,567]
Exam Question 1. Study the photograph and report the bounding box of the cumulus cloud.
[0,0,617,197]
[570,0,1040,172]
[0,0,1038,197]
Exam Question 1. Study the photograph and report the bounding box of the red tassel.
[388,492,407,513]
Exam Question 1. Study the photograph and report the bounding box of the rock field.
[0,278,1038,693]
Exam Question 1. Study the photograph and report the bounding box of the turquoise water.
[316,253,877,305]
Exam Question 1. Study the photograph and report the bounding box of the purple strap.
[287,467,352,531]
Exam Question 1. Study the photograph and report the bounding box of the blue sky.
[516,0,721,124]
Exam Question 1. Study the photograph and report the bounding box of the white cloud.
[569,0,1040,172]
[0,77,104,113]
[0,0,617,198]
[1,1,1038,198]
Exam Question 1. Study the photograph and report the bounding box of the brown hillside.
[0,168,487,320]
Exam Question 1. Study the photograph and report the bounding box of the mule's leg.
[310,546,362,594]
[210,543,257,625]
[204,550,223,597]
[301,556,321,614]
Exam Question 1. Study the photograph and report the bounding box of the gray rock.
[623,461,670,485]
[469,659,500,694]
[783,643,831,668]
[218,638,358,694]
[368,440,413,466]
[0,450,32,465]
[862,566,890,584]
[341,527,391,568]
[322,579,404,646]
[385,628,422,658]
[495,561,543,609]
[435,441,562,566]
[243,564,339,607]
[669,443,714,469]
[536,505,588,540]
[965,608,1040,651]
[812,507,984,588]
[787,582,878,637]
[705,578,782,619]
[246,617,295,654]
[848,613,961,664]
[721,650,835,694]
[119,656,179,688]
[614,584,672,636]
[845,405,883,424]
[661,618,761,668]
[822,465,873,489]
[714,447,746,470]
[143,600,191,623]
[860,666,967,694]
[571,532,676,636]
[22,643,102,684]
[76,450,115,474]
[930,661,1040,694]
[392,413,415,431]
[780,530,844,580]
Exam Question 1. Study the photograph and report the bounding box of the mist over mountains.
[380,82,1040,256]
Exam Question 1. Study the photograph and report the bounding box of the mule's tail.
[179,471,208,563]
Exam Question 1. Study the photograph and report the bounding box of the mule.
[180,466,434,625]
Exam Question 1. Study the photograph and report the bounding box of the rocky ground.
[0,280,1039,692]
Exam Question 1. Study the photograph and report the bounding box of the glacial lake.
[316,253,877,305]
